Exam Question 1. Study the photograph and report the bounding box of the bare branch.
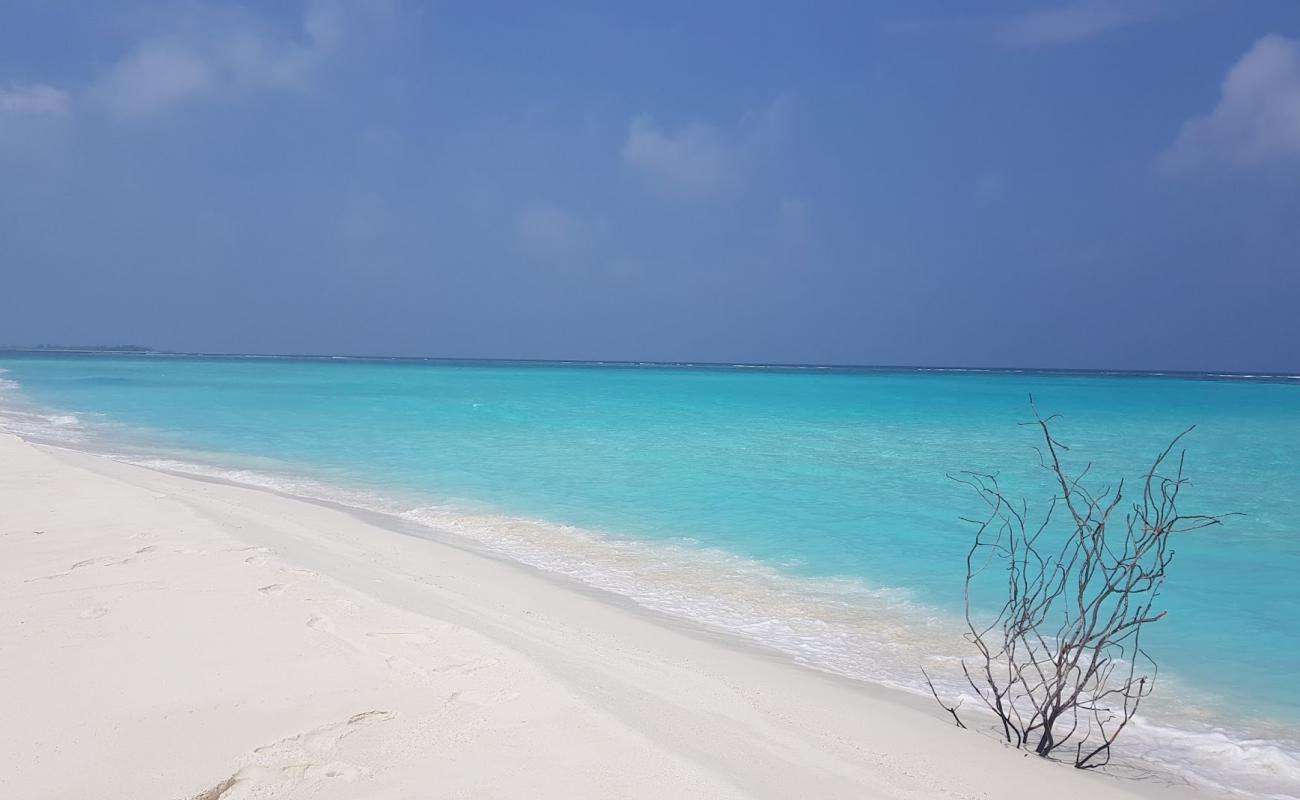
[923,406,1225,769]
[923,667,967,729]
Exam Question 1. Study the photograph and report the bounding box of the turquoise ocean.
[1,353,1297,796]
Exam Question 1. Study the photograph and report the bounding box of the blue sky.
[1,1,1298,370]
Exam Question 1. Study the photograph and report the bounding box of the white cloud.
[0,83,70,115]
[622,117,730,196]
[519,204,591,256]
[621,95,791,197]
[90,1,346,117]
[999,1,1157,46]
[1161,35,1300,173]
[92,43,217,117]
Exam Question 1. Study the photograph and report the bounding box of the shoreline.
[0,431,1203,799]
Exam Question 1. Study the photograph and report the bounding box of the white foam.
[1125,719,1300,799]
[0,377,114,445]
[0,406,88,444]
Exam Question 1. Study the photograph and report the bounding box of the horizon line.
[2,345,1299,380]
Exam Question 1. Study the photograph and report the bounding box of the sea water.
[1,353,1297,796]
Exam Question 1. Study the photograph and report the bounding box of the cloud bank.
[1161,35,1300,172]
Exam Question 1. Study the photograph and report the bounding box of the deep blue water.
[2,353,1297,795]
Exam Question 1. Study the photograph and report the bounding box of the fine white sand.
[0,433,1198,799]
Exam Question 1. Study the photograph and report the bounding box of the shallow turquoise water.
[2,353,1297,794]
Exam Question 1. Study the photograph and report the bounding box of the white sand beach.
[0,432,1197,799]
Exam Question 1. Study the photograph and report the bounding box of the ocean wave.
[0,405,87,444]
[1127,720,1300,800]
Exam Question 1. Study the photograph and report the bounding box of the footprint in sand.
[194,761,364,799]
[24,572,65,583]
[448,688,520,707]
[306,615,336,633]
[304,761,362,781]
[258,583,287,597]
[96,547,158,568]
[432,657,499,675]
[280,567,318,578]
[24,557,101,582]
[237,547,271,566]
[194,712,392,799]
[78,607,109,620]
[253,710,395,756]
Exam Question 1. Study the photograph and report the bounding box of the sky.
[1,1,1299,371]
